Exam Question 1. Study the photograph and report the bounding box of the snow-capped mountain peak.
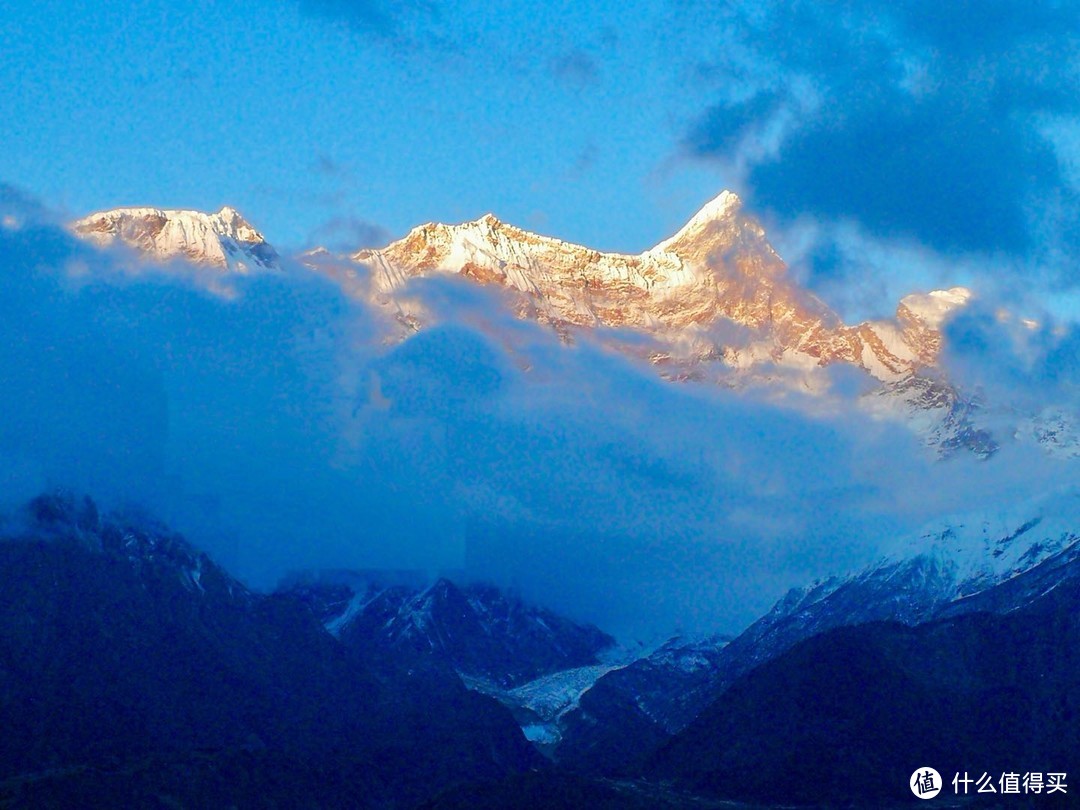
[684,188,741,225]
[648,189,743,255]
[898,287,972,329]
[72,205,279,272]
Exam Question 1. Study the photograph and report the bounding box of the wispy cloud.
[296,0,442,41]
[313,153,350,179]
[307,214,392,251]
[550,49,600,88]
[943,300,1080,410]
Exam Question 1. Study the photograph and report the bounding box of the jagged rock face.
[288,575,616,689]
[72,206,279,271]
[1025,407,1080,459]
[353,192,967,386]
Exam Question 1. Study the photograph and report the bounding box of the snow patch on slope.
[883,485,1080,596]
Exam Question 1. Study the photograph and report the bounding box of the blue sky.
[0,1,726,253]
[3,1,1080,320]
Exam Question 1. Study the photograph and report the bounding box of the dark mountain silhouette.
[285,574,615,688]
[0,493,538,808]
[648,578,1080,805]
[558,492,1080,777]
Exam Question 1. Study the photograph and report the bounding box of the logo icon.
[911,768,946,799]
[911,767,942,799]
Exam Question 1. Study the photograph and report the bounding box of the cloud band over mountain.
[1,187,1074,638]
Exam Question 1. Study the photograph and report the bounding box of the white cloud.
[0,195,1074,639]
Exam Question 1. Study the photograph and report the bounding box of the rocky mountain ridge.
[284,573,616,689]
[355,192,966,385]
[553,486,1080,772]
[67,195,964,386]
[65,195,1075,458]
[0,492,537,807]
